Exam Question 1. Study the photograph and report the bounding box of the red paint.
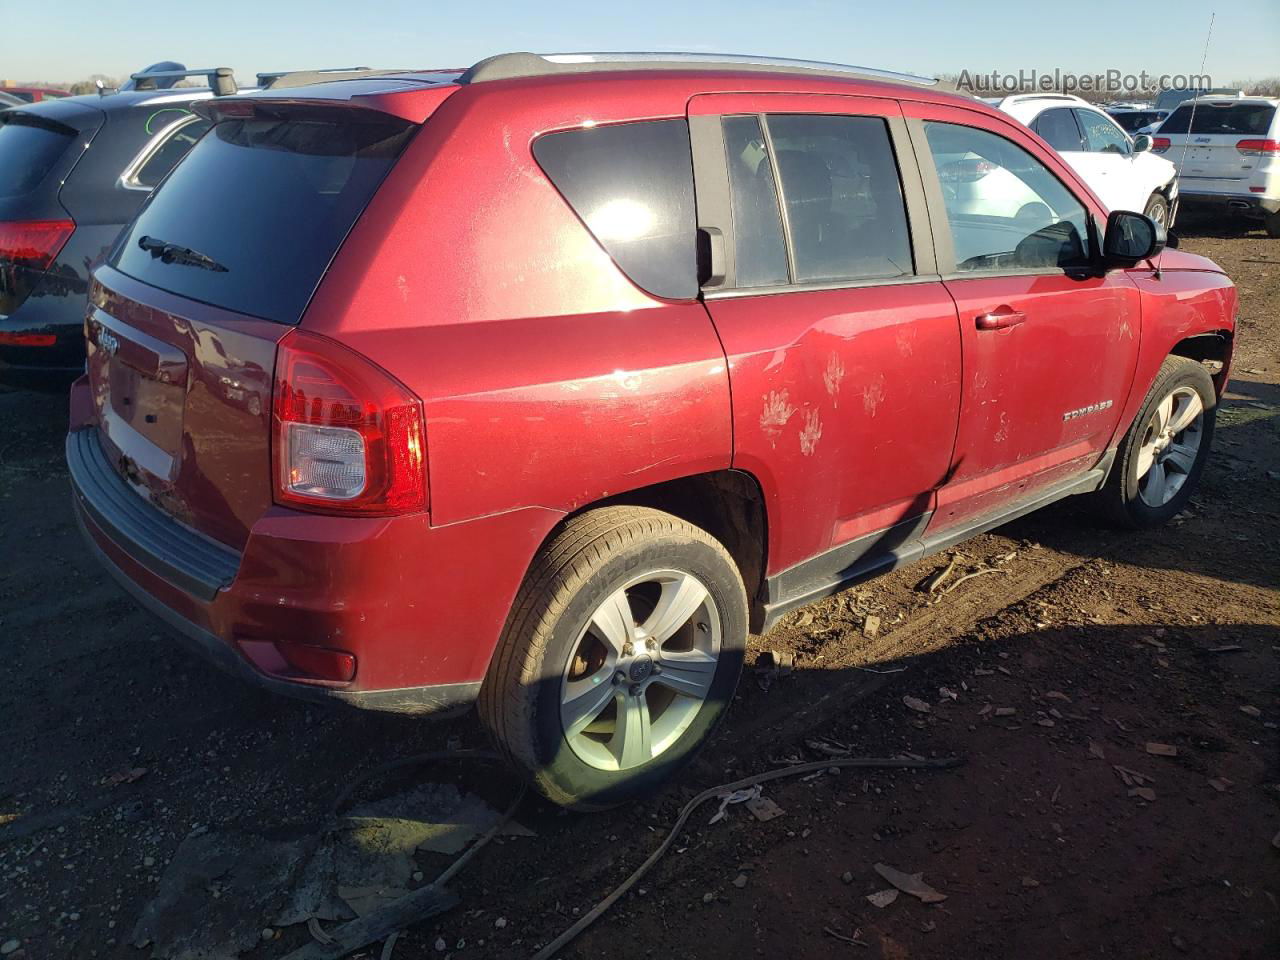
[68,66,1237,706]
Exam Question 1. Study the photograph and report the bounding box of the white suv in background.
[1152,96,1280,237]
[997,94,1179,226]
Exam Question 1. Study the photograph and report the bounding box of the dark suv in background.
[0,65,235,387]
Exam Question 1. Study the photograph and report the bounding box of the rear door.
[690,93,963,579]
[86,107,418,549]
[1157,100,1278,189]
[904,102,1142,535]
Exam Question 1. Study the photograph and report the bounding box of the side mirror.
[1132,134,1153,153]
[1103,210,1166,266]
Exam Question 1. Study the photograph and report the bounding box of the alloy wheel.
[1135,385,1203,507]
[560,570,721,771]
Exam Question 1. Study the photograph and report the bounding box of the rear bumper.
[67,422,500,716]
[1179,191,1280,217]
[75,502,481,715]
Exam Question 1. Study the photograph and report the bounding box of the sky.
[5,0,1278,86]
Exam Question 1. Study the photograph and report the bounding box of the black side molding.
[66,429,240,601]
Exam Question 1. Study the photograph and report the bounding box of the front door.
[904,103,1142,534]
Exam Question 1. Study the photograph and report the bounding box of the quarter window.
[131,116,212,189]
[721,115,789,287]
[1075,110,1130,154]
[765,114,913,283]
[533,119,698,300]
[924,121,1091,272]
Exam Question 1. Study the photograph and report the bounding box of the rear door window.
[533,119,698,300]
[1032,108,1085,152]
[765,114,913,283]
[721,115,789,288]
[0,113,74,197]
[111,114,415,324]
[1075,110,1130,154]
[1159,102,1276,136]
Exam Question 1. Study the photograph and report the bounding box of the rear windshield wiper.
[137,235,228,273]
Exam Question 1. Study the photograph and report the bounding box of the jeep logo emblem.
[99,329,120,357]
[628,656,654,683]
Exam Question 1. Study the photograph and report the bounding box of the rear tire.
[1265,210,1280,239]
[478,507,747,810]
[1142,192,1169,228]
[1094,356,1216,529]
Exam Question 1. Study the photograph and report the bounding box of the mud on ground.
[0,223,1277,960]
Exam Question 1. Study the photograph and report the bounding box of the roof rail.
[460,52,944,89]
[255,67,402,89]
[129,67,236,96]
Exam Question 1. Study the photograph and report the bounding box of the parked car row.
[0,63,372,387]
[24,52,1235,807]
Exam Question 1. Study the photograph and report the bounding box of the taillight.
[1151,137,1171,154]
[1236,139,1280,156]
[0,332,57,347]
[272,329,426,516]
[0,219,74,270]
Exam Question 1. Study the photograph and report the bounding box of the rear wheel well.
[1170,332,1233,393]
[574,470,768,620]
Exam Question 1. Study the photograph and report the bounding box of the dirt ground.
[1,221,1277,960]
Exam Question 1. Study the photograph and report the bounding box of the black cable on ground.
[530,755,962,960]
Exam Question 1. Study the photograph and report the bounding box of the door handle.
[976,308,1026,331]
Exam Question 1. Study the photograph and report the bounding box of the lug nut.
[614,671,627,685]
[629,684,643,696]
[622,641,634,656]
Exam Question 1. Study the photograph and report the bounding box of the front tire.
[1265,210,1280,239]
[1142,191,1170,229]
[478,507,747,810]
[1095,356,1217,528]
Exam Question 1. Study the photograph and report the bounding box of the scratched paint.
[760,389,797,445]
[994,410,1010,443]
[823,354,845,408]
[799,408,823,456]
[862,374,886,416]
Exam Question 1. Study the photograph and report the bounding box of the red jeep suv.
[68,53,1236,808]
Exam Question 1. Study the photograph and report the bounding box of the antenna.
[1158,10,1215,275]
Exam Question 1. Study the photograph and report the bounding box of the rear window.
[0,114,74,198]
[1160,102,1276,136]
[533,119,698,300]
[112,114,414,324]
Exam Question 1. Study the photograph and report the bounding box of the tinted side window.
[721,115,788,287]
[132,117,212,189]
[924,122,1091,273]
[765,114,912,283]
[1032,108,1084,152]
[1076,110,1129,154]
[0,114,73,198]
[533,119,697,300]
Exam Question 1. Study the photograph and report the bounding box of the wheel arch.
[557,469,770,629]
[1169,330,1234,395]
